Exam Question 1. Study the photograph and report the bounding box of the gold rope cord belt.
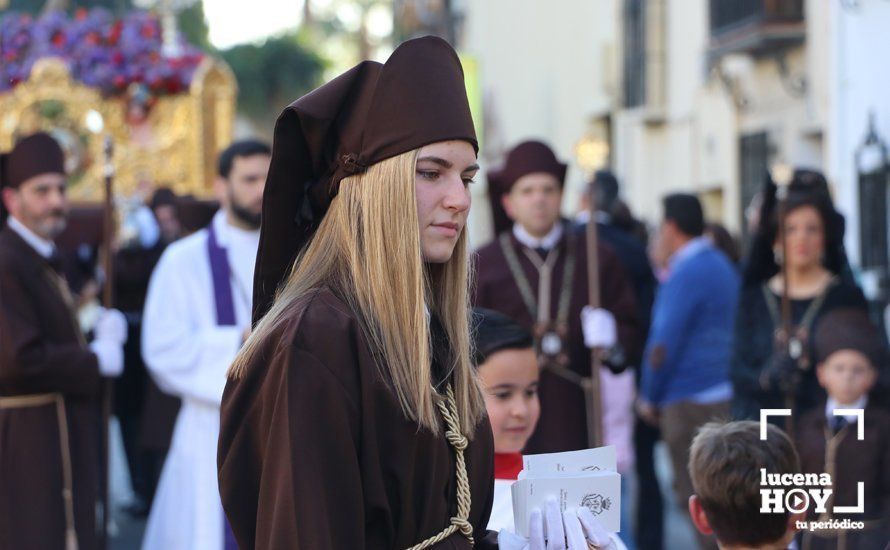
[406,384,474,550]
[498,231,576,328]
[0,393,79,550]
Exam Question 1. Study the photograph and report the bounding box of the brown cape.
[218,287,497,549]
[795,402,890,549]
[0,225,104,549]
[473,227,640,453]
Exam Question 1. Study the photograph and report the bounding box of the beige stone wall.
[461,0,620,247]
[611,0,828,235]
[463,0,836,240]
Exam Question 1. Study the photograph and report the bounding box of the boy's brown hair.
[689,421,800,547]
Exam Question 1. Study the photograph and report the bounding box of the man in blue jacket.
[639,193,739,550]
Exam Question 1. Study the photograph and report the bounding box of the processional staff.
[99,135,116,545]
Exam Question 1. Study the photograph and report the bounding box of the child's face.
[816,349,877,405]
[477,347,540,454]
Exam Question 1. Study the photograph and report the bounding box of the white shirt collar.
[211,210,260,248]
[7,216,54,259]
[512,221,564,251]
[826,395,868,423]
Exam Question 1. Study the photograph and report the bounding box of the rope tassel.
[406,385,474,549]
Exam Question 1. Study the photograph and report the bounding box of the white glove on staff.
[581,306,617,349]
[89,308,128,377]
[94,308,128,343]
[498,498,621,550]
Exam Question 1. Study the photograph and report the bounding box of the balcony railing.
[710,0,805,56]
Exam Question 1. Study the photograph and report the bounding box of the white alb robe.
[141,211,259,550]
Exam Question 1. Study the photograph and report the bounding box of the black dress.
[730,278,868,420]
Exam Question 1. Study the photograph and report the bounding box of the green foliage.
[220,31,325,122]
[178,2,211,52]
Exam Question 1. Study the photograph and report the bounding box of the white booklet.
[511,445,621,537]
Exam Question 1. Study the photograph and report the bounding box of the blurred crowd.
[2,131,888,550]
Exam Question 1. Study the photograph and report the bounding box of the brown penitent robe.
[795,401,890,549]
[0,226,104,549]
[473,225,639,453]
[218,287,497,549]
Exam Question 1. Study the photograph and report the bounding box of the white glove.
[135,205,161,249]
[542,499,565,550]
[94,308,128,345]
[498,498,619,550]
[576,506,616,548]
[90,308,127,377]
[90,339,124,377]
[581,306,617,349]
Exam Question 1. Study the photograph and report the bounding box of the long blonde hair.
[229,149,485,435]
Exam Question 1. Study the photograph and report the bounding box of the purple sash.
[207,224,237,327]
[224,522,238,550]
[208,224,240,549]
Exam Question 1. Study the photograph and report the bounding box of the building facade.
[461,0,890,290]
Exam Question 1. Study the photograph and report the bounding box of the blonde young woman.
[218,37,613,550]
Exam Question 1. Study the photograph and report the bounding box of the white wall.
[462,0,619,247]
[461,0,885,248]
[614,0,834,234]
[612,0,709,229]
[826,0,890,273]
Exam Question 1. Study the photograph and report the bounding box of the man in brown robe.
[0,132,127,549]
[474,141,639,453]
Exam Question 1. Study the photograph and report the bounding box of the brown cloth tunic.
[0,226,104,549]
[473,226,639,453]
[795,401,890,550]
[218,287,497,549]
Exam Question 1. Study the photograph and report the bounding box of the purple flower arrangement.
[0,8,204,98]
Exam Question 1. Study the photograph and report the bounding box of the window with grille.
[710,0,804,37]
[739,132,769,236]
[859,169,889,270]
[623,0,646,108]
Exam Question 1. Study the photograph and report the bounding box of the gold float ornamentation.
[0,56,237,201]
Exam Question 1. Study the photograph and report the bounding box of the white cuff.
[90,339,124,377]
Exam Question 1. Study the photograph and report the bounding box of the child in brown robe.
[795,308,890,549]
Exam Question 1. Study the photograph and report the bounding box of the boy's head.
[814,309,883,405]
[688,421,802,549]
[472,308,540,454]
